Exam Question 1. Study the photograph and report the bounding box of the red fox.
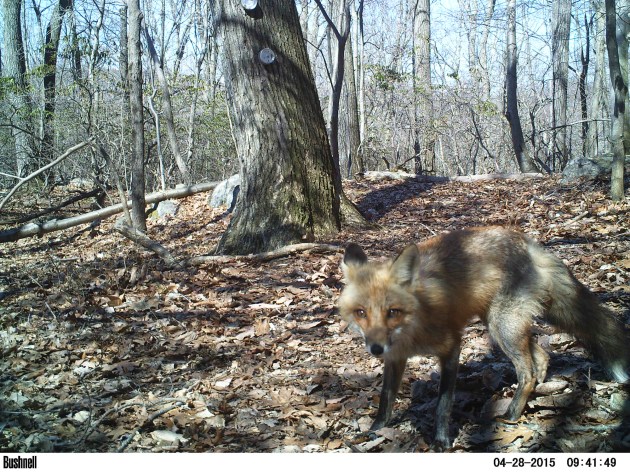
[338,227,629,448]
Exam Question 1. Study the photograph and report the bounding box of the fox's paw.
[432,435,453,452]
[495,415,520,425]
[369,418,387,431]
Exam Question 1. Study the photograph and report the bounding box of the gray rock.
[208,174,240,212]
[156,200,179,218]
[561,154,629,183]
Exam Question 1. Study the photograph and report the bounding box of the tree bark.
[127,0,147,231]
[578,14,590,157]
[505,0,538,173]
[2,0,36,177]
[478,0,495,101]
[551,0,571,169]
[587,0,609,159]
[216,0,360,255]
[605,0,627,201]
[617,0,630,154]
[42,0,73,168]
[340,5,363,177]
[412,0,434,174]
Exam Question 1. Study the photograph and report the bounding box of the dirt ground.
[1,175,629,452]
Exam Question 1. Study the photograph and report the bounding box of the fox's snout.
[368,342,386,356]
[363,331,391,356]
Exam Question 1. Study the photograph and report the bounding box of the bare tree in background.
[587,0,609,159]
[505,0,537,173]
[2,0,36,177]
[127,0,147,231]
[41,0,73,171]
[605,0,627,201]
[551,0,571,169]
[411,0,434,174]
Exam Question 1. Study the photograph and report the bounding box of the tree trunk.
[144,26,192,185]
[344,32,365,176]
[216,0,359,255]
[617,0,630,154]
[42,0,73,169]
[587,0,609,159]
[315,0,351,177]
[127,0,147,231]
[505,0,537,173]
[2,0,36,177]
[479,0,495,101]
[357,1,367,153]
[412,0,434,174]
[605,0,627,201]
[551,0,571,169]
[579,14,590,157]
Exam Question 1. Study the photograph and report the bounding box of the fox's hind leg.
[531,339,549,384]
[487,300,542,422]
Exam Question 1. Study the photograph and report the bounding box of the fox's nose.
[369,344,384,356]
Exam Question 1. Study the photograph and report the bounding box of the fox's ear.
[391,244,420,285]
[341,243,368,277]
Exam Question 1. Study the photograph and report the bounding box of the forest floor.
[1,175,629,453]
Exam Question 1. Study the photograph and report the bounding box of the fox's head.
[338,243,422,358]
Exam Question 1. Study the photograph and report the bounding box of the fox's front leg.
[370,357,407,430]
[434,346,461,448]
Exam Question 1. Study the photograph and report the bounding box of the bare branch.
[0,139,94,212]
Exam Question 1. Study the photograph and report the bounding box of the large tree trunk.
[216,0,358,255]
[551,0,571,169]
[2,0,36,177]
[617,0,630,154]
[127,0,147,231]
[42,0,73,169]
[412,0,434,174]
[605,0,627,201]
[505,0,537,173]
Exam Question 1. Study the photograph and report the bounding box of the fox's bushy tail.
[530,242,629,383]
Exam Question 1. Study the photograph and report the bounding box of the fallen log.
[358,171,545,182]
[0,181,218,243]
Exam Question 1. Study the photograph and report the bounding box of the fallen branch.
[188,243,342,267]
[114,220,180,268]
[0,139,93,212]
[117,401,185,452]
[0,188,103,226]
[0,181,218,243]
[359,171,546,183]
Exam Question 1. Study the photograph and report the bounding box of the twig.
[562,211,589,226]
[117,401,185,452]
[53,397,185,450]
[188,243,342,267]
[0,139,93,212]
[114,220,181,268]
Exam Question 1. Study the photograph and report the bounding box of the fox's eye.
[387,308,402,319]
[355,309,367,319]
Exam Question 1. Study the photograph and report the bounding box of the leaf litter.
[0,176,629,452]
